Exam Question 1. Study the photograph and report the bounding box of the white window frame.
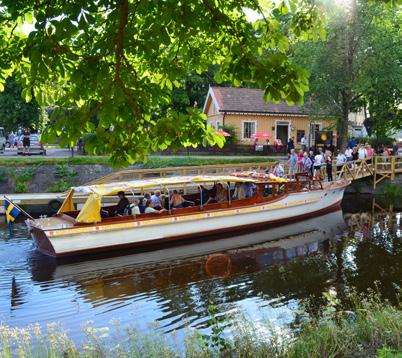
[241,120,257,141]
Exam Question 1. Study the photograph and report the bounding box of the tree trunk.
[339,92,350,151]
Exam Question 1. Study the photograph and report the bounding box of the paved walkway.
[1,148,287,160]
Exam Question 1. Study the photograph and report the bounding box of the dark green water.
[0,195,400,341]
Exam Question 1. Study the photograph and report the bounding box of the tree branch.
[114,0,129,82]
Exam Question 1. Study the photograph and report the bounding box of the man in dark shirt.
[287,137,295,155]
[115,191,130,216]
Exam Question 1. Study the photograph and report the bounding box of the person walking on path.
[297,149,304,173]
[313,149,325,180]
[309,150,315,177]
[358,144,367,160]
[22,128,31,155]
[287,149,298,178]
[301,135,307,152]
[301,152,312,174]
[8,131,15,148]
[287,137,295,155]
[325,150,333,182]
[348,137,357,148]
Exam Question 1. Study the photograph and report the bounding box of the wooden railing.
[373,155,402,188]
[86,156,401,188]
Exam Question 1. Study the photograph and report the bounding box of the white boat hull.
[30,182,347,257]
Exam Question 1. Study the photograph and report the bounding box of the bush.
[55,164,77,179]
[48,179,72,193]
[380,183,402,200]
[0,292,400,357]
[15,181,28,193]
[220,124,238,145]
[0,168,7,183]
[368,136,396,151]
[12,168,36,193]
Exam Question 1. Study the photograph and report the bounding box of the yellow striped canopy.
[59,175,258,224]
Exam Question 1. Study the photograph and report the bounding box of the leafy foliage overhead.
[0,0,325,166]
[0,77,40,132]
[292,0,401,147]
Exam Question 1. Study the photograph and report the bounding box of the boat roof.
[71,175,257,196]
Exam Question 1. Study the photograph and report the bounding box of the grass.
[0,156,275,168]
[0,156,111,166]
[380,182,402,200]
[0,292,400,357]
[142,156,274,169]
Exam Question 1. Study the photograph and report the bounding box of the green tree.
[0,0,325,166]
[171,67,219,113]
[0,77,40,132]
[293,0,401,149]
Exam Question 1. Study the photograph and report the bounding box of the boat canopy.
[58,175,259,224]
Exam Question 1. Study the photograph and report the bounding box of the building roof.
[205,86,308,115]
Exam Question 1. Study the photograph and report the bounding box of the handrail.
[84,155,400,189]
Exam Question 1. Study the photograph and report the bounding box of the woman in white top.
[313,151,324,180]
[144,199,166,214]
[336,152,347,165]
[358,144,367,160]
[345,147,353,161]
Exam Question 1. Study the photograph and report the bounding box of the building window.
[242,121,256,139]
[297,130,305,143]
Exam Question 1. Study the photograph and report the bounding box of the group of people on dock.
[284,147,334,181]
[282,137,401,182]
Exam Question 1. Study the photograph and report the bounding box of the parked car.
[0,127,5,153]
[17,134,46,155]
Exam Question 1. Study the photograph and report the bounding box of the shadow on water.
[0,196,400,337]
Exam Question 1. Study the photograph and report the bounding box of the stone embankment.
[0,164,126,194]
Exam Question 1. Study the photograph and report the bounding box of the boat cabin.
[34,174,323,230]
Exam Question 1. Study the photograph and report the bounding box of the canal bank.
[0,156,275,194]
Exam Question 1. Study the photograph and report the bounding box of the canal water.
[0,196,400,343]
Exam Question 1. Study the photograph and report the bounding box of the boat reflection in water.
[30,210,346,303]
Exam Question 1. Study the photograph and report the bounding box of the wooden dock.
[0,157,400,212]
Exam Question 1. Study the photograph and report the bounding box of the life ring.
[48,199,62,214]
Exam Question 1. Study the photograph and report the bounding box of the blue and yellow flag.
[5,199,21,224]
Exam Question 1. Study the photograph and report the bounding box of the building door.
[276,123,289,144]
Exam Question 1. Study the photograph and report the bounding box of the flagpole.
[4,196,35,220]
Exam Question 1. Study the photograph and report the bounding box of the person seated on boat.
[114,191,130,216]
[170,190,185,209]
[150,190,163,210]
[206,183,228,204]
[130,202,141,216]
[244,182,256,198]
[144,199,167,214]
[232,182,246,200]
[138,198,147,213]
[208,184,217,199]
[198,185,209,205]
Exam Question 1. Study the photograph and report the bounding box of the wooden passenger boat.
[26,173,349,257]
